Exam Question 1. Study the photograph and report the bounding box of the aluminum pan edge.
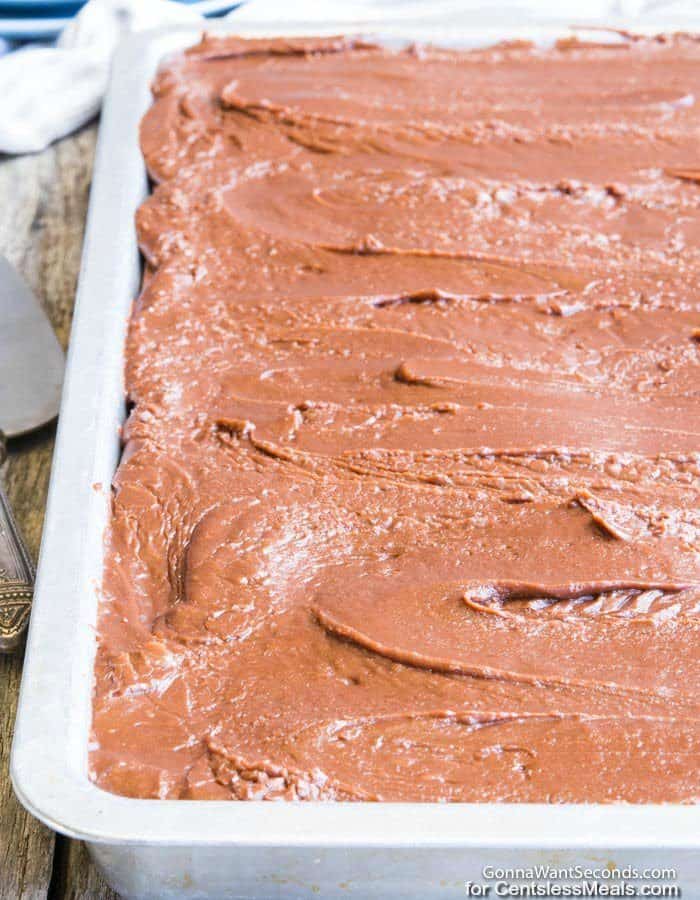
[11,23,700,849]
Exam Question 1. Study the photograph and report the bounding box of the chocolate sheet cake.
[91,32,700,802]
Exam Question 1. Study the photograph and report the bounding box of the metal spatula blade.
[0,256,64,439]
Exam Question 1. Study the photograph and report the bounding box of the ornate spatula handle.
[0,433,34,652]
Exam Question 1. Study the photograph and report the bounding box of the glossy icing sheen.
[92,33,700,802]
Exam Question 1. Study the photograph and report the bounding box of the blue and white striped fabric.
[0,1,241,43]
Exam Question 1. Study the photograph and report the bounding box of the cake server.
[0,255,64,651]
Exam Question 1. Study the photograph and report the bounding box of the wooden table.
[0,124,119,900]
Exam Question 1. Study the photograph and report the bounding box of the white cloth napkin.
[0,0,698,155]
[0,0,204,154]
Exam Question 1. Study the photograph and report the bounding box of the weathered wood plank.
[0,139,63,900]
[0,647,53,900]
[49,841,121,900]
[0,124,118,899]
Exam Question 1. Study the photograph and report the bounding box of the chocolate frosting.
[91,33,700,802]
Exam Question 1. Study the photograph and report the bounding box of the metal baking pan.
[11,17,700,900]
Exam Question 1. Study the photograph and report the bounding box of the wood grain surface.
[0,124,119,900]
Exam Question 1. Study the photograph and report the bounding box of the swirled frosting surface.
[91,32,700,802]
